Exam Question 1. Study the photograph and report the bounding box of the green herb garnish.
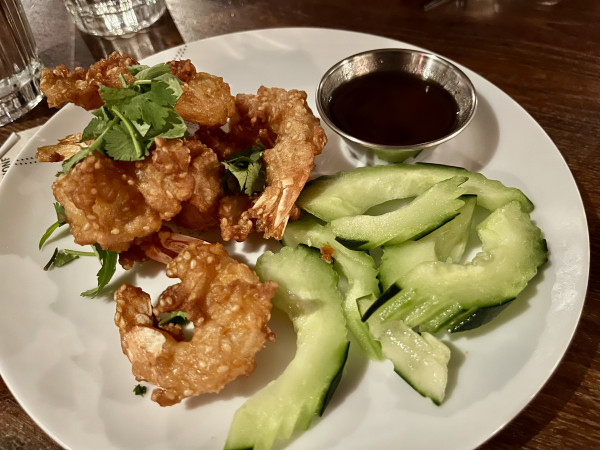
[133,384,147,396]
[39,203,68,249]
[43,248,96,271]
[61,62,187,174]
[81,244,118,298]
[221,143,266,195]
[158,311,190,327]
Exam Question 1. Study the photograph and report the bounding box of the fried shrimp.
[41,54,236,128]
[215,87,327,241]
[173,139,223,231]
[40,52,138,110]
[52,152,163,252]
[52,137,198,252]
[134,137,195,221]
[114,240,277,406]
[167,59,236,127]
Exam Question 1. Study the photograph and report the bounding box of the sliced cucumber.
[330,176,467,250]
[225,246,349,450]
[282,218,383,360]
[378,195,477,291]
[297,162,533,222]
[424,194,477,263]
[357,295,450,405]
[369,201,547,332]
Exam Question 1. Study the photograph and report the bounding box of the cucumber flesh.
[297,162,533,222]
[225,246,349,450]
[330,176,468,250]
[424,194,477,263]
[373,201,547,332]
[282,218,383,360]
[377,195,477,292]
[357,295,450,405]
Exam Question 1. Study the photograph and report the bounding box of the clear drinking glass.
[63,0,166,37]
[0,0,43,127]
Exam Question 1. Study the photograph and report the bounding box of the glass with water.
[0,0,43,127]
[63,0,166,37]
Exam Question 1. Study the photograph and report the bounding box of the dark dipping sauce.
[328,71,459,146]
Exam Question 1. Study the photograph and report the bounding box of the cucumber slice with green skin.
[282,218,383,360]
[377,195,477,292]
[370,201,547,332]
[444,298,515,333]
[225,246,349,450]
[357,295,450,405]
[297,162,533,222]
[330,176,468,250]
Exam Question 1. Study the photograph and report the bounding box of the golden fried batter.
[52,152,162,252]
[218,194,255,242]
[134,137,195,221]
[40,52,138,110]
[173,139,223,231]
[216,87,327,241]
[36,133,89,162]
[168,59,236,127]
[51,137,198,252]
[114,241,277,406]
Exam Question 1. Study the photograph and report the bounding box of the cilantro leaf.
[103,122,141,161]
[39,203,68,249]
[139,97,171,131]
[158,311,190,327]
[99,85,137,105]
[159,110,188,139]
[81,116,110,141]
[43,247,96,270]
[65,62,187,173]
[43,248,80,270]
[81,244,118,297]
[148,77,182,107]
[221,143,266,195]
[127,63,172,81]
[133,384,147,396]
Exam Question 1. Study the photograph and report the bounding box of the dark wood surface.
[1,0,598,448]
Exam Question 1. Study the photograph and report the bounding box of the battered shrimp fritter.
[52,152,163,253]
[173,139,223,231]
[41,54,236,129]
[134,137,195,221]
[167,59,236,127]
[114,241,277,406]
[213,87,327,241]
[52,138,197,252]
[40,52,138,110]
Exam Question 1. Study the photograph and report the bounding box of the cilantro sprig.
[81,244,119,298]
[43,248,95,271]
[39,203,68,249]
[221,143,267,195]
[61,62,187,174]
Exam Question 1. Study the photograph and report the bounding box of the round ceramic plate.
[0,28,589,450]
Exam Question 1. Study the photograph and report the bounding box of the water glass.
[0,0,43,127]
[63,0,166,37]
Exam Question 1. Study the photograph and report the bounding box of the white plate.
[0,28,589,450]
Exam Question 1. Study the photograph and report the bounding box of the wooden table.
[1,0,598,448]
